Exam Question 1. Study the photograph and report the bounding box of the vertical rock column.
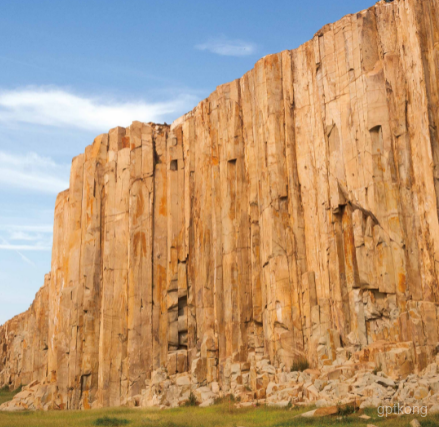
[392,0,439,367]
[99,126,129,407]
[152,125,169,371]
[127,122,154,396]
[48,152,84,410]
[191,100,217,386]
[166,124,189,374]
[78,134,108,408]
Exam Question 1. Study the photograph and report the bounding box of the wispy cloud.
[0,151,69,194]
[9,230,45,241]
[0,226,52,253]
[0,224,54,233]
[15,251,37,267]
[0,87,198,131]
[195,36,257,57]
[0,244,50,251]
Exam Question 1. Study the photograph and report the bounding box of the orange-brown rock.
[2,0,439,410]
[0,275,50,390]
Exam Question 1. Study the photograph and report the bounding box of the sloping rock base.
[3,348,439,412]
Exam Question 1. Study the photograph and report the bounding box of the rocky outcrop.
[1,0,439,411]
[0,275,50,391]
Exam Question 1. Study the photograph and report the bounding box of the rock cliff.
[1,0,439,411]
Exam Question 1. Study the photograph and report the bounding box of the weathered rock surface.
[2,0,439,411]
[0,275,50,391]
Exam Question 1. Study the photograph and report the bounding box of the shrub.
[372,364,382,375]
[336,403,356,417]
[0,385,22,393]
[0,384,23,406]
[93,417,130,426]
[184,391,198,407]
[213,394,237,405]
[291,357,309,372]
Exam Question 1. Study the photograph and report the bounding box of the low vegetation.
[92,416,130,426]
[184,391,198,407]
[0,385,21,406]
[336,403,356,417]
[373,364,383,375]
[0,401,438,427]
[290,357,310,372]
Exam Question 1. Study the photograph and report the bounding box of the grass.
[0,402,438,427]
[336,403,356,417]
[184,392,198,407]
[213,394,236,405]
[92,416,130,426]
[0,385,22,406]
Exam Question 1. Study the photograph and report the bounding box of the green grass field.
[0,386,21,406]
[1,404,438,427]
[1,390,438,427]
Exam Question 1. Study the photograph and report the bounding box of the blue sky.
[0,0,375,324]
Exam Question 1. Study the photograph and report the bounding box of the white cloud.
[0,244,50,251]
[9,230,45,241]
[0,151,69,194]
[0,224,53,233]
[195,36,257,57]
[15,251,37,267]
[0,87,197,131]
[0,228,52,253]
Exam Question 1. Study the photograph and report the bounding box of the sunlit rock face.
[1,0,439,411]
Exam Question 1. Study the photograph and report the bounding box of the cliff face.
[1,0,439,411]
[0,275,50,390]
